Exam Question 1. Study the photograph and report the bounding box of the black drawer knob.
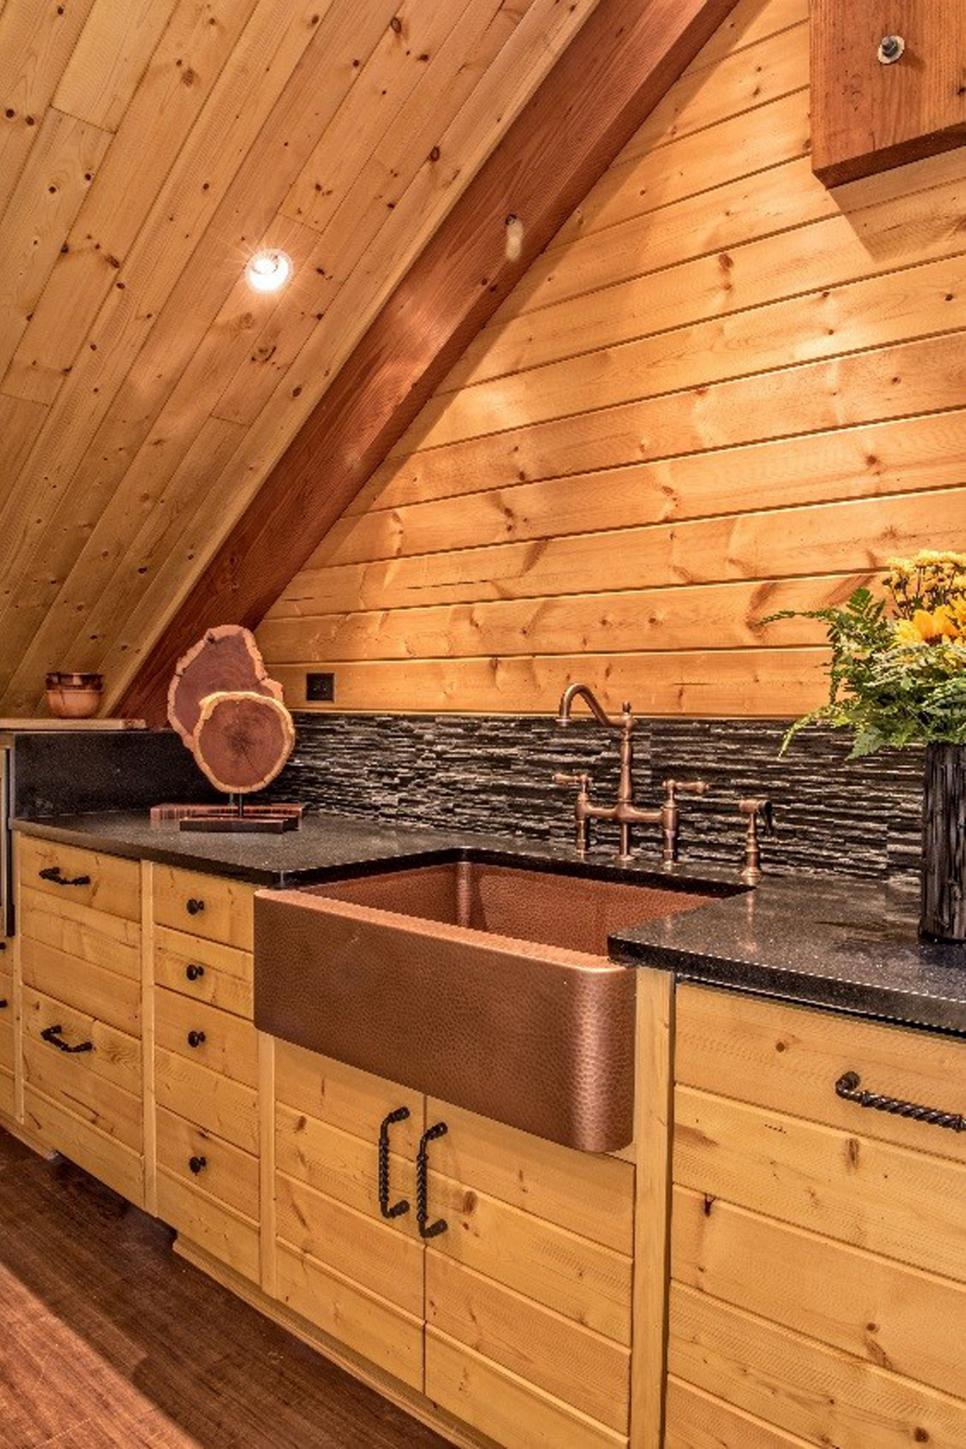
[188,1155,207,1175]
[186,897,205,916]
[185,964,205,982]
[0,999,7,1010]
[186,1029,206,1049]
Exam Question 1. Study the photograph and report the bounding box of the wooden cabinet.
[666,985,966,1448]
[17,840,144,1204]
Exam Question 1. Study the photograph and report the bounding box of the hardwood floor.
[0,1128,449,1448]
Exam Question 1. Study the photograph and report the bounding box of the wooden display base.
[150,803,303,833]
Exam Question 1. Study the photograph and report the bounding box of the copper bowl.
[45,671,103,719]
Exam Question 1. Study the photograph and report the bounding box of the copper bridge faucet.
[553,683,707,863]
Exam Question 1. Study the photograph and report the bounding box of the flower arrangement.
[771,550,966,758]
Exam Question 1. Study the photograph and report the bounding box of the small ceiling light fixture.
[245,249,293,293]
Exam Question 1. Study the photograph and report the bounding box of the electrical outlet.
[306,671,335,703]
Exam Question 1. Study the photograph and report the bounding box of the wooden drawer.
[0,1068,14,1119]
[275,1241,423,1392]
[426,1329,626,1449]
[153,865,254,950]
[154,988,258,1087]
[275,1040,423,1157]
[427,1098,634,1255]
[19,836,140,922]
[154,925,253,1019]
[24,1086,143,1204]
[427,1254,630,1433]
[676,985,966,1163]
[21,933,140,1038]
[156,1106,259,1221]
[157,1168,259,1283]
[22,986,142,1151]
[275,1169,423,1316]
[0,965,12,1074]
[19,886,140,979]
[154,1046,258,1154]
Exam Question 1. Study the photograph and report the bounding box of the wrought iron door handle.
[39,866,91,887]
[378,1106,411,1219]
[416,1122,448,1239]
[835,1071,964,1133]
[41,1023,93,1054]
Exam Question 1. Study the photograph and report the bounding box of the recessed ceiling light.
[245,249,292,293]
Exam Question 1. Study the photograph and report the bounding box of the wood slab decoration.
[167,625,283,746]
[190,690,295,795]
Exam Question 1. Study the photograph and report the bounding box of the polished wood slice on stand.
[190,691,295,798]
[167,626,283,746]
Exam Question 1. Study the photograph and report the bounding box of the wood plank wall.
[258,0,966,718]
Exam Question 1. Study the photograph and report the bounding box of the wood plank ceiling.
[0,0,600,716]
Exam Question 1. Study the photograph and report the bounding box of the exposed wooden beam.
[121,0,739,724]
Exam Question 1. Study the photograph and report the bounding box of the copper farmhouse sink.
[254,857,718,1151]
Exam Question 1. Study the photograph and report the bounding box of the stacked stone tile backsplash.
[267,713,924,888]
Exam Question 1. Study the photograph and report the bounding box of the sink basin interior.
[305,858,722,958]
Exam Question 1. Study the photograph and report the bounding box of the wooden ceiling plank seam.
[0,0,418,706]
[279,0,481,234]
[0,0,98,217]
[0,106,111,380]
[51,0,179,133]
[335,331,966,517]
[212,0,532,428]
[0,0,267,407]
[118,0,746,721]
[437,154,966,394]
[391,250,966,455]
[28,0,573,707]
[0,0,337,672]
[681,0,806,77]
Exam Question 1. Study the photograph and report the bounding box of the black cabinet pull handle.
[378,1106,411,1219]
[416,1122,448,1239]
[39,866,91,887]
[836,1071,964,1134]
[41,1024,93,1054]
[186,1029,206,1049]
[0,999,7,1010]
[185,964,205,982]
[188,1155,207,1175]
[186,898,205,916]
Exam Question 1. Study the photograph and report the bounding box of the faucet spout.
[556,682,623,730]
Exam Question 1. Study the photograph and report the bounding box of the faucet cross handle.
[553,770,591,791]
[663,778,709,800]
[552,770,592,855]
[738,796,774,883]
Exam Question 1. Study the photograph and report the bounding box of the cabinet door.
[423,1098,633,1447]
[273,1040,425,1390]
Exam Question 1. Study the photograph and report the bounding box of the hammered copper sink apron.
[254,858,715,1152]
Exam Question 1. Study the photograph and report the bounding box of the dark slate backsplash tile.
[266,713,924,887]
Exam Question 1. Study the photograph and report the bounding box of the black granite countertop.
[14,810,966,1037]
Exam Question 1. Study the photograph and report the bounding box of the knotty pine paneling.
[261,0,966,718]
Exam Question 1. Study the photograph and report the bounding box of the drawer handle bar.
[416,1122,448,1239]
[41,1024,93,1054]
[38,866,91,887]
[378,1106,411,1219]
[188,1155,208,1175]
[835,1071,964,1133]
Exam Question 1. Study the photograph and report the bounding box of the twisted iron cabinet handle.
[378,1106,411,1219]
[39,866,91,887]
[835,1071,964,1134]
[417,1122,449,1239]
[41,1024,93,1054]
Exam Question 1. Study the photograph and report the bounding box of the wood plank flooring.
[0,1127,448,1448]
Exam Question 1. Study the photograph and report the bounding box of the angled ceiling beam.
[121,0,739,725]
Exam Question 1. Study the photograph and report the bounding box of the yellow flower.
[911,606,958,642]
[894,620,923,647]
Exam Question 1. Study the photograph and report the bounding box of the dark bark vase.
[921,743,966,941]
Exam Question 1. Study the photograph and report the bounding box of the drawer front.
[427,1253,630,1433]
[664,1377,801,1449]
[154,865,254,950]
[0,965,12,1073]
[155,1046,258,1154]
[0,1068,13,1119]
[154,925,253,1019]
[275,1241,423,1392]
[157,1168,259,1283]
[19,836,140,921]
[23,987,142,1150]
[154,988,258,1087]
[24,1086,143,1204]
[19,886,140,980]
[21,934,140,1038]
[676,985,966,1164]
[275,1040,423,1158]
[425,1329,626,1449]
[156,1106,259,1221]
[427,1098,634,1255]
